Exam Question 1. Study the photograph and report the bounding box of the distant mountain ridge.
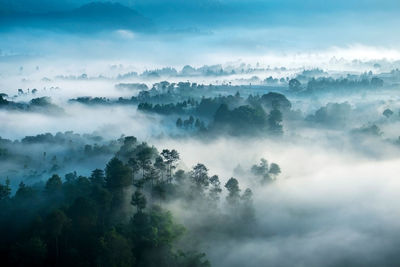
[0,1,154,32]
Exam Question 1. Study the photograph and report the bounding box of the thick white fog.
[1,53,400,265]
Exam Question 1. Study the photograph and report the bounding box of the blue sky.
[0,0,399,65]
[2,0,399,14]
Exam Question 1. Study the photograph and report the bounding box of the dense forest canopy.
[0,134,283,267]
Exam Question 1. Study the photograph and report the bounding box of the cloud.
[115,29,135,40]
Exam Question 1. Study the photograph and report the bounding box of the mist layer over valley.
[1,1,400,267]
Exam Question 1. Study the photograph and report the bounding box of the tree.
[0,95,9,105]
[195,118,201,129]
[45,209,69,263]
[11,237,47,267]
[190,163,209,192]
[371,77,384,87]
[161,149,180,181]
[269,163,281,176]
[91,186,112,228]
[208,175,222,202]
[174,170,186,184]
[65,171,77,183]
[45,174,62,194]
[268,108,283,135]
[260,92,292,111]
[240,188,255,223]
[225,178,240,205]
[251,158,269,177]
[0,178,11,201]
[144,166,160,189]
[128,157,140,182]
[137,147,153,177]
[105,157,132,212]
[188,116,195,127]
[251,158,279,184]
[176,251,211,267]
[383,108,394,118]
[105,157,132,189]
[99,229,134,267]
[214,104,230,124]
[154,156,166,180]
[131,190,147,213]
[90,169,105,186]
[289,78,301,91]
[241,188,253,204]
[176,118,183,128]
[117,136,138,160]
[15,181,36,201]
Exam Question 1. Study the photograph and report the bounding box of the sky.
[0,0,400,67]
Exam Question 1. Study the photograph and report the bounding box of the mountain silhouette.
[0,2,154,32]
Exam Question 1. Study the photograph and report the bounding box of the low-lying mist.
[1,52,400,267]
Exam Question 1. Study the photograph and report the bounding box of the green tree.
[269,163,281,176]
[128,157,140,182]
[251,158,272,184]
[90,169,106,186]
[11,237,47,267]
[105,157,132,189]
[161,149,180,181]
[137,147,153,178]
[383,108,394,118]
[190,164,209,194]
[45,174,62,194]
[208,175,222,202]
[0,178,11,201]
[99,229,134,267]
[117,136,138,160]
[15,181,36,201]
[289,78,301,91]
[240,188,255,223]
[131,190,147,213]
[154,156,166,180]
[176,118,183,128]
[268,108,283,135]
[225,178,240,205]
[45,209,69,263]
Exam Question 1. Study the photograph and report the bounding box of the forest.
[0,134,281,266]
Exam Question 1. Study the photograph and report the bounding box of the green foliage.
[383,108,394,118]
[45,174,62,194]
[11,237,47,267]
[190,163,209,192]
[0,136,270,267]
[161,149,180,180]
[0,154,210,267]
[131,190,147,212]
[268,108,283,135]
[0,178,11,201]
[90,169,106,186]
[99,229,134,267]
[251,158,281,184]
[289,78,301,91]
[308,102,352,127]
[212,103,282,135]
[0,95,9,105]
[208,175,222,202]
[106,157,132,189]
[176,251,211,267]
[225,178,240,205]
